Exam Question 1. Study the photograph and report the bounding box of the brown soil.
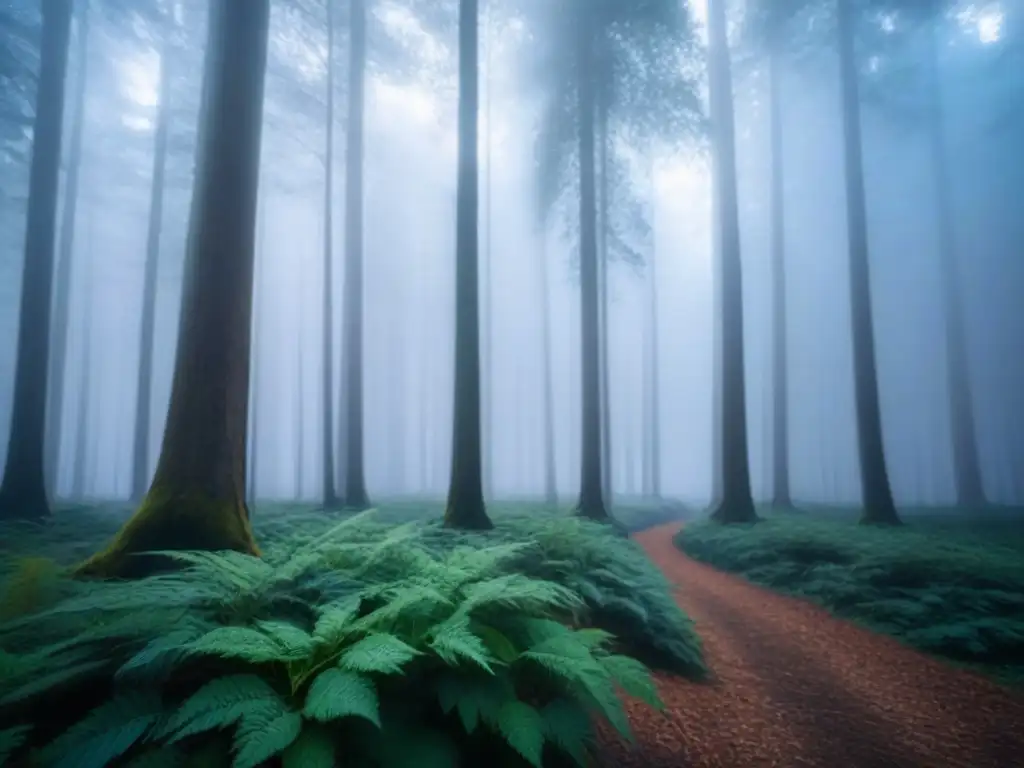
[596,523,1024,768]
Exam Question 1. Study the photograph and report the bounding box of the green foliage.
[0,507,699,766]
[676,513,1024,683]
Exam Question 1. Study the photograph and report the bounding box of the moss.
[71,485,259,579]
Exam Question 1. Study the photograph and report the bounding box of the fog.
[0,0,1020,510]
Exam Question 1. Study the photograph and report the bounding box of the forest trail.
[597,523,1024,768]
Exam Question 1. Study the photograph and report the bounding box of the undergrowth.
[676,516,1024,683]
[0,509,703,767]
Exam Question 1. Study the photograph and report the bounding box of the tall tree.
[130,20,174,502]
[644,170,662,499]
[44,0,89,498]
[597,90,613,507]
[75,0,272,577]
[70,256,92,499]
[320,0,338,507]
[481,0,494,500]
[341,0,370,509]
[444,0,491,529]
[537,223,558,505]
[247,192,267,506]
[836,0,900,525]
[707,0,757,523]
[0,0,74,521]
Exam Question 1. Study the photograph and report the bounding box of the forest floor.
[599,522,1024,768]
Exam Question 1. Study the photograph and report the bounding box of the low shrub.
[676,517,1024,680]
[0,512,687,767]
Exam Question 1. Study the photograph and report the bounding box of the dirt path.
[597,523,1024,768]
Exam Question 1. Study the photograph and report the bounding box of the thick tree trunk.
[597,93,613,508]
[538,230,558,505]
[73,0,271,577]
[707,0,757,524]
[836,0,900,526]
[444,0,491,530]
[130,33,172,503]
[71,270,92,499]
[768,49,792,509]
[320,0,338,508]
[0,0,73,521]
[44,0,89,498]
[341,0,370,509]
[924,21,985,509]
[574,6,609,523]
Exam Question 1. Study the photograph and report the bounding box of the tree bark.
[44,0,89,498]
[836,0,900,526]
[0,0,74,521]
[444,0,491,530]
[73,0,271,577]
[924,19,985,509]
[768,48,791,508]
[320,0,338,508]
[481,0,494,501]
[341,0,370,509]
[597,90,613,508]
[247,193,266,506]
[538,227,558,505]
[130,31,172,503]
[574,3,610,523]
[707,0,757,524]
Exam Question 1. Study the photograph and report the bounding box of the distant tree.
[0,0,74,521]
[74,0,271,577]
[444,0,492,530]
[320,0,339,508]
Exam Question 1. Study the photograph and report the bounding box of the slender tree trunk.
[924,21,985,509]
[296,332,306,499]
[44,0,89,498]
[74,0,271,577]
[71,267,92,499]
[597,92,613,508]
[444,0,491,529]
[768,48,791,508]
[341,0,370,509]
[538,228,558,505]
[481,0,494,501]
[0,0,74,521]
[646,205,662,499]
[320,0,338,508]
[836,0,900,526]
[247,193,266,506]
[575,5,609,523]
[131,33,172,502]
[707,0,757,524]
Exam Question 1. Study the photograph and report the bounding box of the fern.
[155,674,283,743]
[338,632,421,675]
[494,700,546,767]
[231,707,302,768]
[303,668,381,726]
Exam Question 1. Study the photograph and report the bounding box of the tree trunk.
[924,20,985,509]
[73,0,271,577]
[320,0,338,508]
[444,0,491,529]
[44,0,89,498]
[296,333,305,499]
[538,228,558,505]
[646,194,662,499]
[130,32,172,503]
[707,0,757,524]
[341,0,370,509]
[574,4,610,523]
[836,0,900,526]
[247,193,266,506]
[71,267,92,499]
[481,0,494,501]
[0,0,73,521]
[768,48,791,509]
[597,92,613,508]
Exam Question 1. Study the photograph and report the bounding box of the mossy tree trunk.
[131,30,172,503]
[444,0,492,530]
[44,0,89,498]
[0,0,74,522]
[574,4,610,524]
[835,0,900,527]
[768,46,792,509]
[341,0,370,510]
[707,0,757,525]
[320,0,338,509]
[73,0,272,577]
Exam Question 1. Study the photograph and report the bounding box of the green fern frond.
[302,667,380,727]
[338,633,421,675]
[116,620,211,682]
[0,658,109,706]
[600,653,662,709]
[494,700,545,767]
[155,674,283,743]
[281,723,335,768]
[541,698,593,766]
[252,620,315,659]
[231,707,302,768]
[312,595,362,645]
[186,625,293,664]
[40,691,164,768]
[434,673,512,734]
[429,617,495,672]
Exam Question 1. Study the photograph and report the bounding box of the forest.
[0,0,1022,766]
